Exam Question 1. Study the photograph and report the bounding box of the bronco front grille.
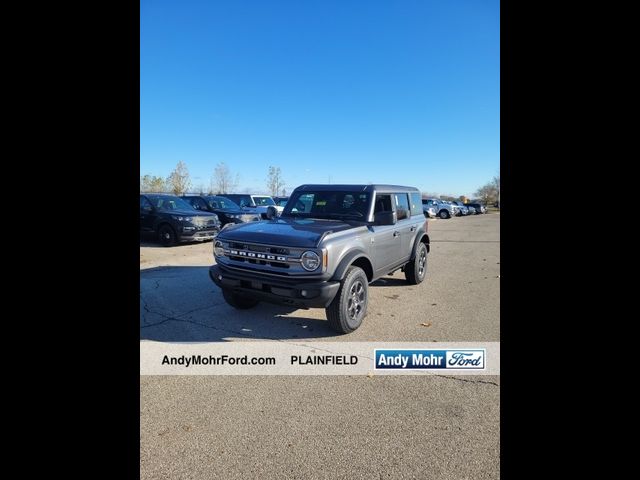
[218,240,324,276]
[228,243,290,255]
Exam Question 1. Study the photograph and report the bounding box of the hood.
[218,217,358,248]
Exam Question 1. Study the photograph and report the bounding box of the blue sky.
[141,0,499,197]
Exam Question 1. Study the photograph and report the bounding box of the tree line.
[140,161,286,197]
[142,160,499,207]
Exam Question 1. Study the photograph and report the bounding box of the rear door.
[371,193,403,276]
[394,193,414,263]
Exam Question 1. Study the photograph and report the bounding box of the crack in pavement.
[436,375,499,386]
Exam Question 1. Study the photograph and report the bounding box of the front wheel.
[439,210,450,219]
[325,266,368,334]
[158,224,177,247]
[222,289,259,309]
[405,242,428,285]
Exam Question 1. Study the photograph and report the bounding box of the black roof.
[293,184,419,193]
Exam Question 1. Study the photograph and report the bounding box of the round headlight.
[214,241,225,257]
[300,251,320,271]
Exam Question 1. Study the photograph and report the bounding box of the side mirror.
[266,206,278,220]
[374,211,396,226]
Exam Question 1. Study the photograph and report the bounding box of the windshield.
[206,196,240,210]
[253,196,276,206]
[282,191,370,220]
[148,195,194,211]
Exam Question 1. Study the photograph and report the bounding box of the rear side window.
[410,192,422,216]
[394,193,410,221]
[186,197,207,210]
[226,195,251,207]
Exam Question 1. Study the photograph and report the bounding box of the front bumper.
[209,264,341,308]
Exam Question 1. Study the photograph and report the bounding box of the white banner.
[141,341,500,375]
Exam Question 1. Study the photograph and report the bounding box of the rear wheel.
[439,210,450,219]
[405,242,428,285]
[326,266,368,334]
[158,224,177,246]
[222,288,259,309]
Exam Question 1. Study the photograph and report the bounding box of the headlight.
[300,251,320,271]
[171,215,192,222]
[214,241,225,257]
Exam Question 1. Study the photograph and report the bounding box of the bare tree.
[210,162,239,194]
[475,179,499,206]
[267,166,285,197]
[140,175,167,193]
[166,161,191,195]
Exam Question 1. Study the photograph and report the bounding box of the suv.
[422,199,456,219]
[209,184,430,333]
[182,195,261,227]
[451,201,469,216]
[221,194,284,219]
[465,202,487,214]
[140,194,220,246]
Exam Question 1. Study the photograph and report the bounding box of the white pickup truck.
[220,194,284,219]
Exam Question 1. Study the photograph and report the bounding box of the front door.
[371,193,403,277]
[140,196,156,232]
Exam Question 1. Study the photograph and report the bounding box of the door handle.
[393,231,400,237]
[410,226,416,232]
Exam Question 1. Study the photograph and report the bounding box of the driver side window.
[140,197,153,211]
[374,195,393,214]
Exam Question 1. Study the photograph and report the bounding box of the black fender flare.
[411,232,430,259]
[331,250,373,282]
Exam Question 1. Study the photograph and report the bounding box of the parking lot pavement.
[140,214,500,479]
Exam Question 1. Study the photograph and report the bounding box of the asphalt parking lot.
[140,213,500,479]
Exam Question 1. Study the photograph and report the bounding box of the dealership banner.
[141,341,500,375]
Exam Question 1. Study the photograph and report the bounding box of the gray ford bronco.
[209,184,430,333]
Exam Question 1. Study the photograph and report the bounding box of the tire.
[439,209,450,219]
[158,224,177,247]
[325,266,368,334]
[222,288,259,309]
[405,242,428,285]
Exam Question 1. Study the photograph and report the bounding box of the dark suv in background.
[140,194,220,246]
[182,195,261,227]
[465,202,487,214]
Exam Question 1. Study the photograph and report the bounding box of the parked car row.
[421,199,487,219]
[141,191,488,246]
[222,194,285,219]
[140,192,287,246]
